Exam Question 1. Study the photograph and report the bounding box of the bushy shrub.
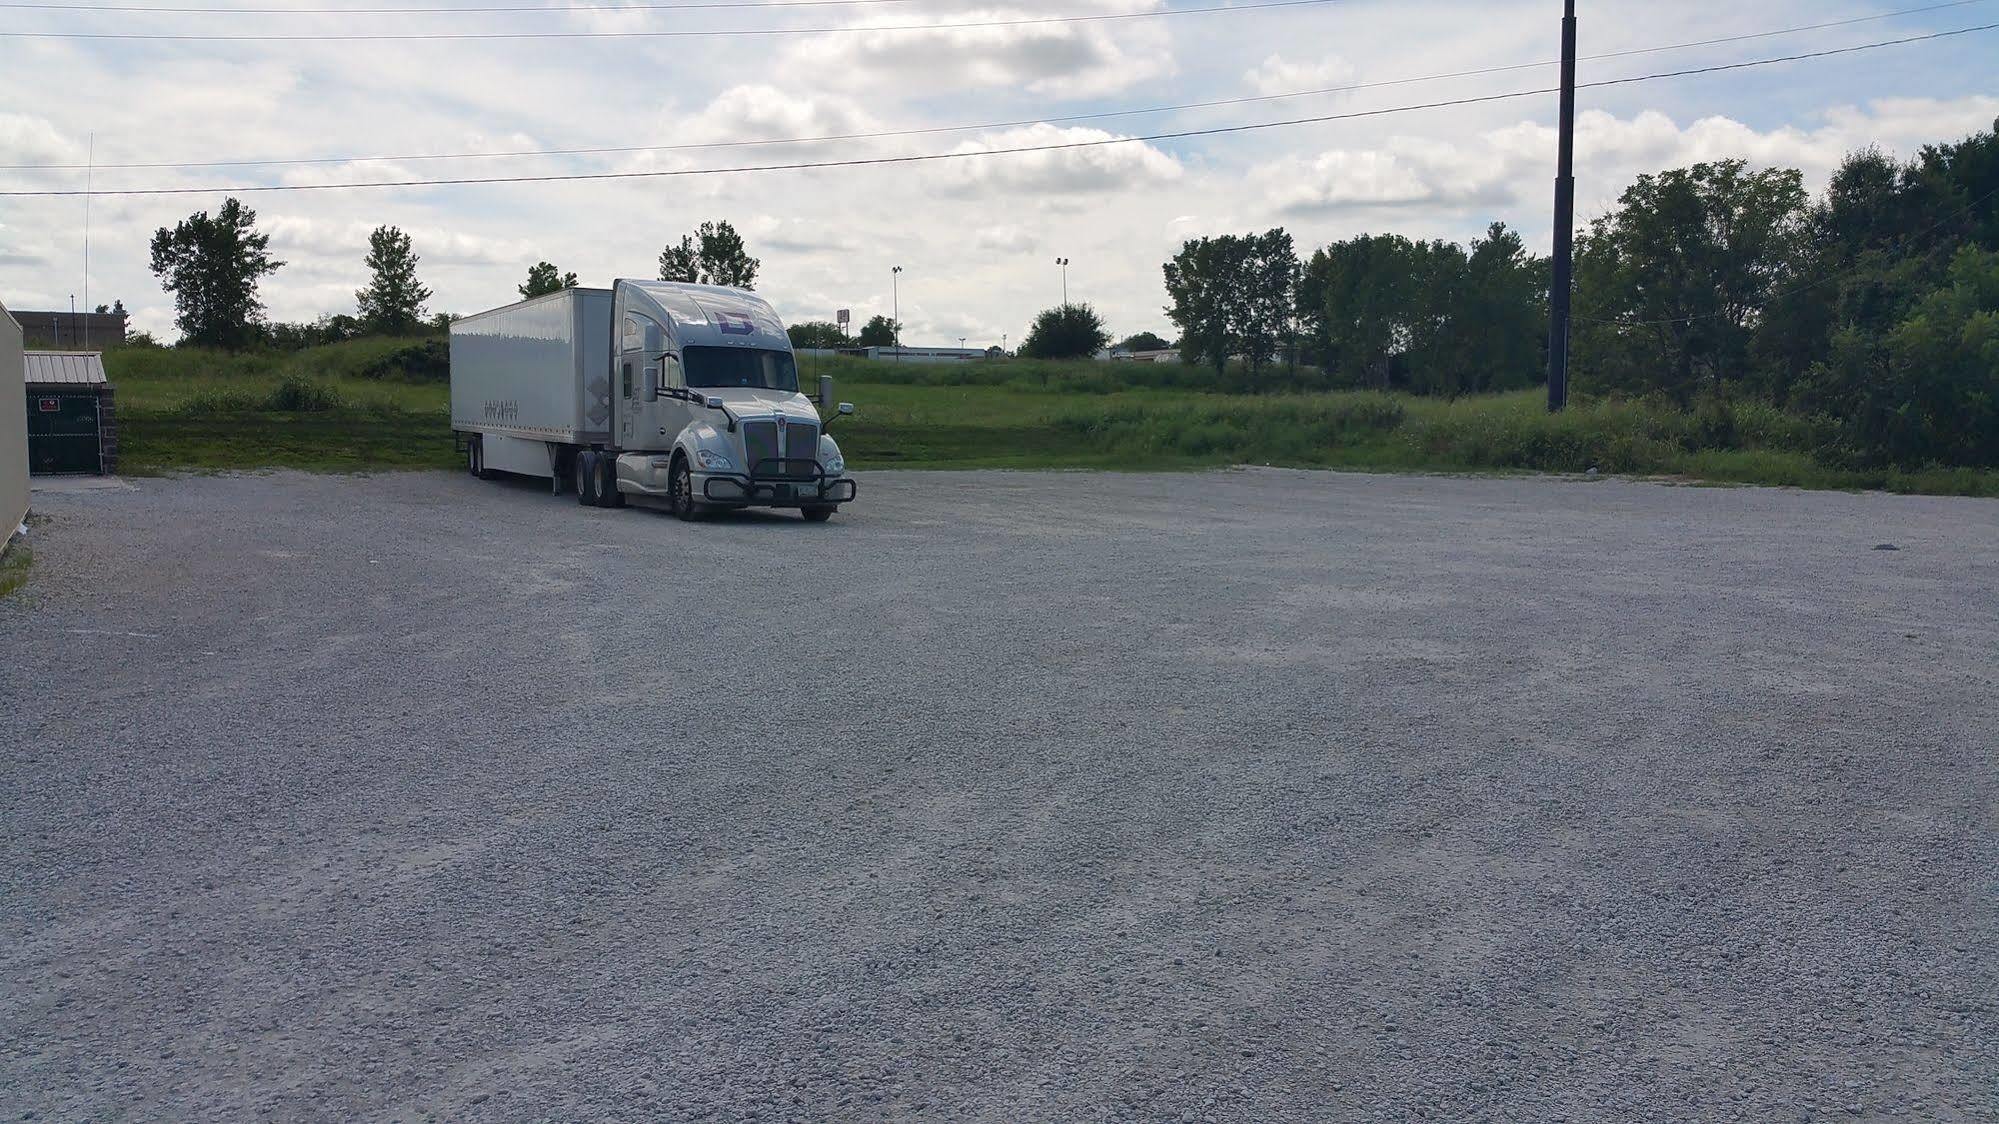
[265,374,344,411]
[355,338,449,382]
[182,375,344,414]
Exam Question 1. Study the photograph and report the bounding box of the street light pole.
[891,265,903,361]
[1548,0,1577,412]
[1055,257,1070,306]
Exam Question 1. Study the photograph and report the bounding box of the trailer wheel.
[467,436,491,480]
[598,453,626,508]
[575,450,600,506]
[669,455,698,521]
[802,505,836,523]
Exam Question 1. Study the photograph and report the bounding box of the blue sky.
[1,0,1994,344]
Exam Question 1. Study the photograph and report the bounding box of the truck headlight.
[824,453,845,475]
[696,449,734,471]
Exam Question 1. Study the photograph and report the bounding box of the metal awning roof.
[24,351,110,386]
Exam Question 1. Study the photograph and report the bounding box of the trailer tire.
[669,454,699,521]
[576,450,600,506]
[467,436,491,480]
[598,453,626,508]
[802,505,836,523]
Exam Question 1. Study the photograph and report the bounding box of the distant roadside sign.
[836,309,850,328]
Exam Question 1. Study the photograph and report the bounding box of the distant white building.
[1107,348,1181,364]
[852,346,987,364]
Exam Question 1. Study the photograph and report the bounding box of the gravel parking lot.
[2,468,1995,1122]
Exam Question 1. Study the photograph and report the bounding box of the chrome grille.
[743,419,779,474]
[783,421,820,464]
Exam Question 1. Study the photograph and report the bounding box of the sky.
[0,0,1995,346]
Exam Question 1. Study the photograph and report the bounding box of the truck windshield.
[682,346,798,391]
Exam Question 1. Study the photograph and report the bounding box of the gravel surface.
[2,468,1995,1123]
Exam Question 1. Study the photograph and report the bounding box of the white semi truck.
[449,280,856,521]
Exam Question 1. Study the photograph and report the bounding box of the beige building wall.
[0,301,27,535]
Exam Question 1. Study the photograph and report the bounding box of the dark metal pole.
[1548,0,1577,412]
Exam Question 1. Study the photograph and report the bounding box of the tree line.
[1160,117,1997,467]
[142,210,770,350]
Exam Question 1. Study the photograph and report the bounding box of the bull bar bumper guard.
[702,457,858,505]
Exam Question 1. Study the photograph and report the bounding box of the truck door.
[619,309,693,452]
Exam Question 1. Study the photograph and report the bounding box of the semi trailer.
[449,280,856,521]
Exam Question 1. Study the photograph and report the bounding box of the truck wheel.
[575,450,599,506]
[598,453,626,508]
[669,456,699,521]
[468,437,490,479]
[802,506,836,523]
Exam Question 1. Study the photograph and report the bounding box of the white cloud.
[1244,53,1356,97]
[0,113,84,167]
[1261,97,1999,218]
[933,124,1181,196]
[264,215,535,268]
[974,225,1039,253]
[779,10,1174,99]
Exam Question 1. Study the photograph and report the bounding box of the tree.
[787,321,850,349]
[1165,235,1241,374]
[355,225,431,336]
[1021,303,1111,359]
[856,315,899,347]
[1299,234,1416,388]
[657,220,760,289]
[1571,159,1808,400]
[1164,228,1296,379]
[519,261,578,299]
[1801,246,1999,468]
[1115,331,1171,353]
[1452,223,1547,393]
[1237,228,1297,376]
[658,235,699,283]
[148,197,283,349]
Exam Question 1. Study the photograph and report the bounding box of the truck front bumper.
[698,470,857,508]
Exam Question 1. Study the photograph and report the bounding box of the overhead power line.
[0,0,1344,39]
[3,26,1993,197]
[6,1,1987,173]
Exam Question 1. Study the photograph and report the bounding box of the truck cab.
[605,280,855,522]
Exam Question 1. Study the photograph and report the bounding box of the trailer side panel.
[450,288,613,446]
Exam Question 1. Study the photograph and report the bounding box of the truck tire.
[669,455,699,521]
[598,453,626,508]
[802,506,836,523]
[576,450,600,506]
[468,436,490,480]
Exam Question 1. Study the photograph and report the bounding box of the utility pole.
[891,265,903,360]
[1547,0,1577,412]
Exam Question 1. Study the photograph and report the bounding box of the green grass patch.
[100,346,1999,495]
[108,340,454,473]
[0,539,31,598]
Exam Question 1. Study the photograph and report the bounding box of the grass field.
[100,341,1999,496]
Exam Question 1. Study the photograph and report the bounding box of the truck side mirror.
[837,402,855,416]
[642,321,664,356]
[643,366,660,402]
